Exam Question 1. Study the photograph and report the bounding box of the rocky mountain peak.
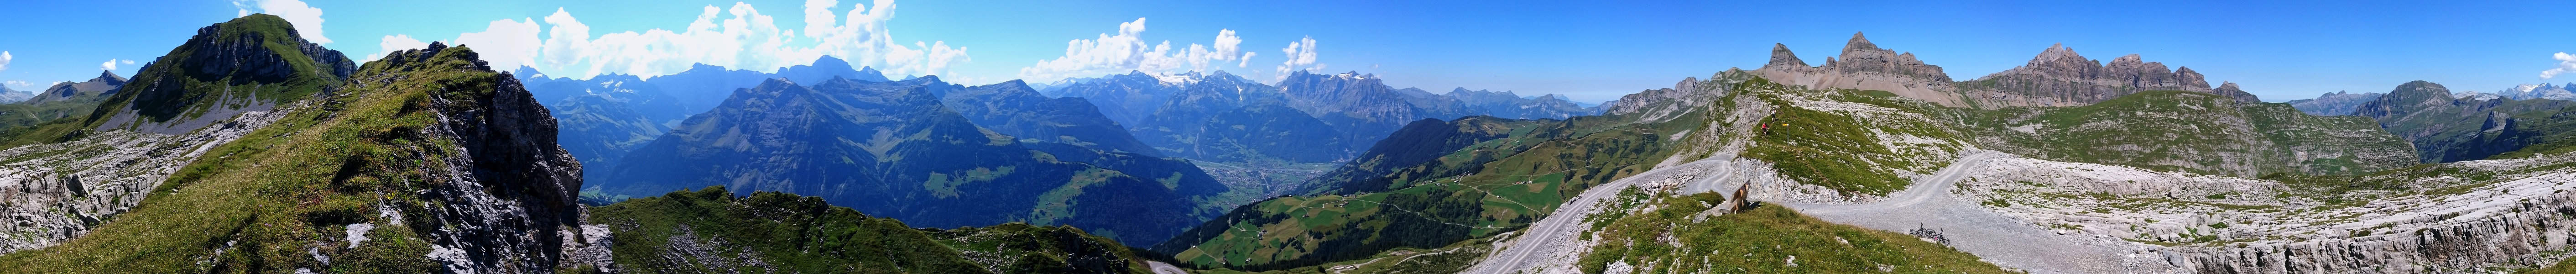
[1840,32,1877,56]
[2031,43,2081,63]
[90,70,126,84]
[1765,43,1807,68]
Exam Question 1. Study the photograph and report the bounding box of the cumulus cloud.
[1274,36,1322,80]
[100,59,118,71]
[1015,18,1252,82]
[364,34,430,62]
[452,18,543,70]
[2545,52,2576,79]
[234,0,330,44]
[0,51,10,72]
[120,60,134,65]
[3,81,29,88]
[409,0,964,81]
[797,0,968,81]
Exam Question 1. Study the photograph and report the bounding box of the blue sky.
[1,0,2571,103]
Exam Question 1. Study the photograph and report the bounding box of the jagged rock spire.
[1766,43,1807,68]
[1841,32,1878,57]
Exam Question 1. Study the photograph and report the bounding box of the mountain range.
[1044,70,1601,165]
[594,75,1228,246]
[1756,32,2264,109]
[3,12,2576,274]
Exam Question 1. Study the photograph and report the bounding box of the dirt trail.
[1783,151,2148,274]
[1462,154,1740,274]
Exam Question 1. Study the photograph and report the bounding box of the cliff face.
[1754,34,2266,109]
[370,43,609,272]
[1957,44,2262,107]
[1752,33,1968,107]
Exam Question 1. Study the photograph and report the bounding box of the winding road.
[1462,154,1742,274]
[1463,150,2148,274]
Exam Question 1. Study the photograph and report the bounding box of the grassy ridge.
[0,44,479,273]
[594,186,1157,274]
[1578,192,2010,274]
[1150,110,1696,271]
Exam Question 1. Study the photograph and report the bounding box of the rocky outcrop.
[0,119,287,252]
[1752,35,2267,109]
[367,43,610,273]
[1958,44,2262,107]
[1959,151,2576,274]
[2284,91,2383,116]
[1752,33,1969,107]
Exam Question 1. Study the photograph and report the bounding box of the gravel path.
[1463,155,1741,274]
[1147,261,1187,274]
[1783,150,2136,274]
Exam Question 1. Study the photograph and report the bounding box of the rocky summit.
[1757,32,2266,109]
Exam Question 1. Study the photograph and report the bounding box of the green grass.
[1962,90,2412,177]
[1153,113,1688,271]
[86,14,351,130]
[593,186,1156,274]
[1578,192,2011,274]
[2524,257,2576,274]
[1745,100,1908,195]
[0,42,480,273]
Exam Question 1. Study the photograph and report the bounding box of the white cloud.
[1015,18,1250,82]
[453,18,543,70]
[375,0,966,81]
[234,0,330,44]
[100,59,117,71]
[798,0,968,81]
[3,81,29,88]
[1274,36,1323,81]
[364,34,430,62]
[0,51,10,72]
[452,0,967,81]
[120,60,134,65]
[2544,52,2576,79]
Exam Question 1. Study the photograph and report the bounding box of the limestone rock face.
[1752,36,2267,109]
[1751,32,1968,106]
[1958,44,2263,108]
[1960,152,2576,274]
[361,43,612,273]
[0,120,286,253]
